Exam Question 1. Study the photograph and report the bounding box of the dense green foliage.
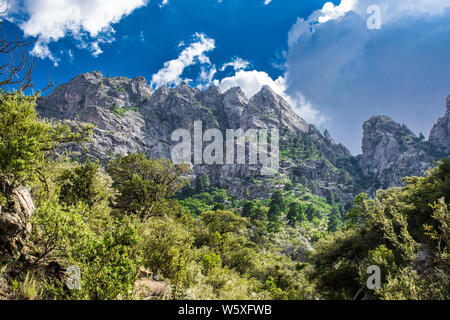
[0,93,92,205]
[110,103,140,117]
[0,92,448,300]
[311,160,449,299]
[105,154,189,218]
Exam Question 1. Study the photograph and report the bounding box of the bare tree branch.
[0,2,54,93]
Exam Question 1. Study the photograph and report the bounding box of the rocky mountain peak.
[151,85,170,101]
[363,115,411,136]
[250,85,284,107]
[246,86,309,133]
[359,114,445,192]
[34,72,449,202]
[361,116,405,168]
[77,70,103,81]
[37,71,153,120]
[204,85,221,95]
[323,129,335,145]
[174,82,200,99]
[257,84,277,97]
[223,87,248,103]
[222,87,249,128]
[429,95,450,153]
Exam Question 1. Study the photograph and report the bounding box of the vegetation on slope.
[0,92,448,300]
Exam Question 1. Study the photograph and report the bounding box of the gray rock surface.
[429,96,450,153]
[0,175,35,260]
[358,115,446,192]
[36,71,450,201]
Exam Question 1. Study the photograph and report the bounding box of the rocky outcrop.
[37,71,154,160]
[0,176,35,260]
[37,71,153,119]
[36,71,358,201]
[358,115,445,192]
[429,95,450,153]
[35,71,449,201]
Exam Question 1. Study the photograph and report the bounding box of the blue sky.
[4,0,450,154]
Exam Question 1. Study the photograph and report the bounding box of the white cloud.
[151,32,325,125]
[287,0,358,46]
[151,33,216,88]
[214,70,326,125]
[0,0,7,15]
[220,57,250,71]
[89,42,103,57]
[215,69,282,98]
[264,0,272,5]
[353,0,450,22]
[30,39,59,66]
[11,0,148,61]
[197,65,217,90]
[318,0,357,23]
[285,0,450,153]
[288,0,450,46]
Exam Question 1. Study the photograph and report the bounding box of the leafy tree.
[242,200,266,221]
[419,132,425,141]
[268,190,284,222]
[196,174,210,193]
[68,220,139,300]
[106,154,189,218]
[311,158,450,300]
[326,190,336,205]
[32,201,139,300]
[243,201,256,218]
[305,203,319,222]
[327,207,342,232]
[138,216,196,298]
[202,210,247,235]
[0,93,92,200]
[57,160,112,208]
[345,193,373,227]
[287,202,301,226]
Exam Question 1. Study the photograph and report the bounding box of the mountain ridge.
[36,71,450,203]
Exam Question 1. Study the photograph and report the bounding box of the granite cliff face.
[429,96,450,153]
[36,71,449,201]
[0,175,35,261]
[358,115,445,193]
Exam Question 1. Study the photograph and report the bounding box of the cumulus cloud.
[284,0,450,153]
[318,0,357,23]
[89,42,103,57]
[214,70,326,125]
[220,57,250,72]
[264,0,272,5]
[215,70,283,98]
[352,0,450,22]
[151,31,326,125]
[31,39,59,65]
[151,33,216,88]
[197,65,217,90]
[288,0,450,46]
[10,0,148,63]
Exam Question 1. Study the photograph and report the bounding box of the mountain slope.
[357,115,446,193]
[36,71,450,202]
[429,95,450,153]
